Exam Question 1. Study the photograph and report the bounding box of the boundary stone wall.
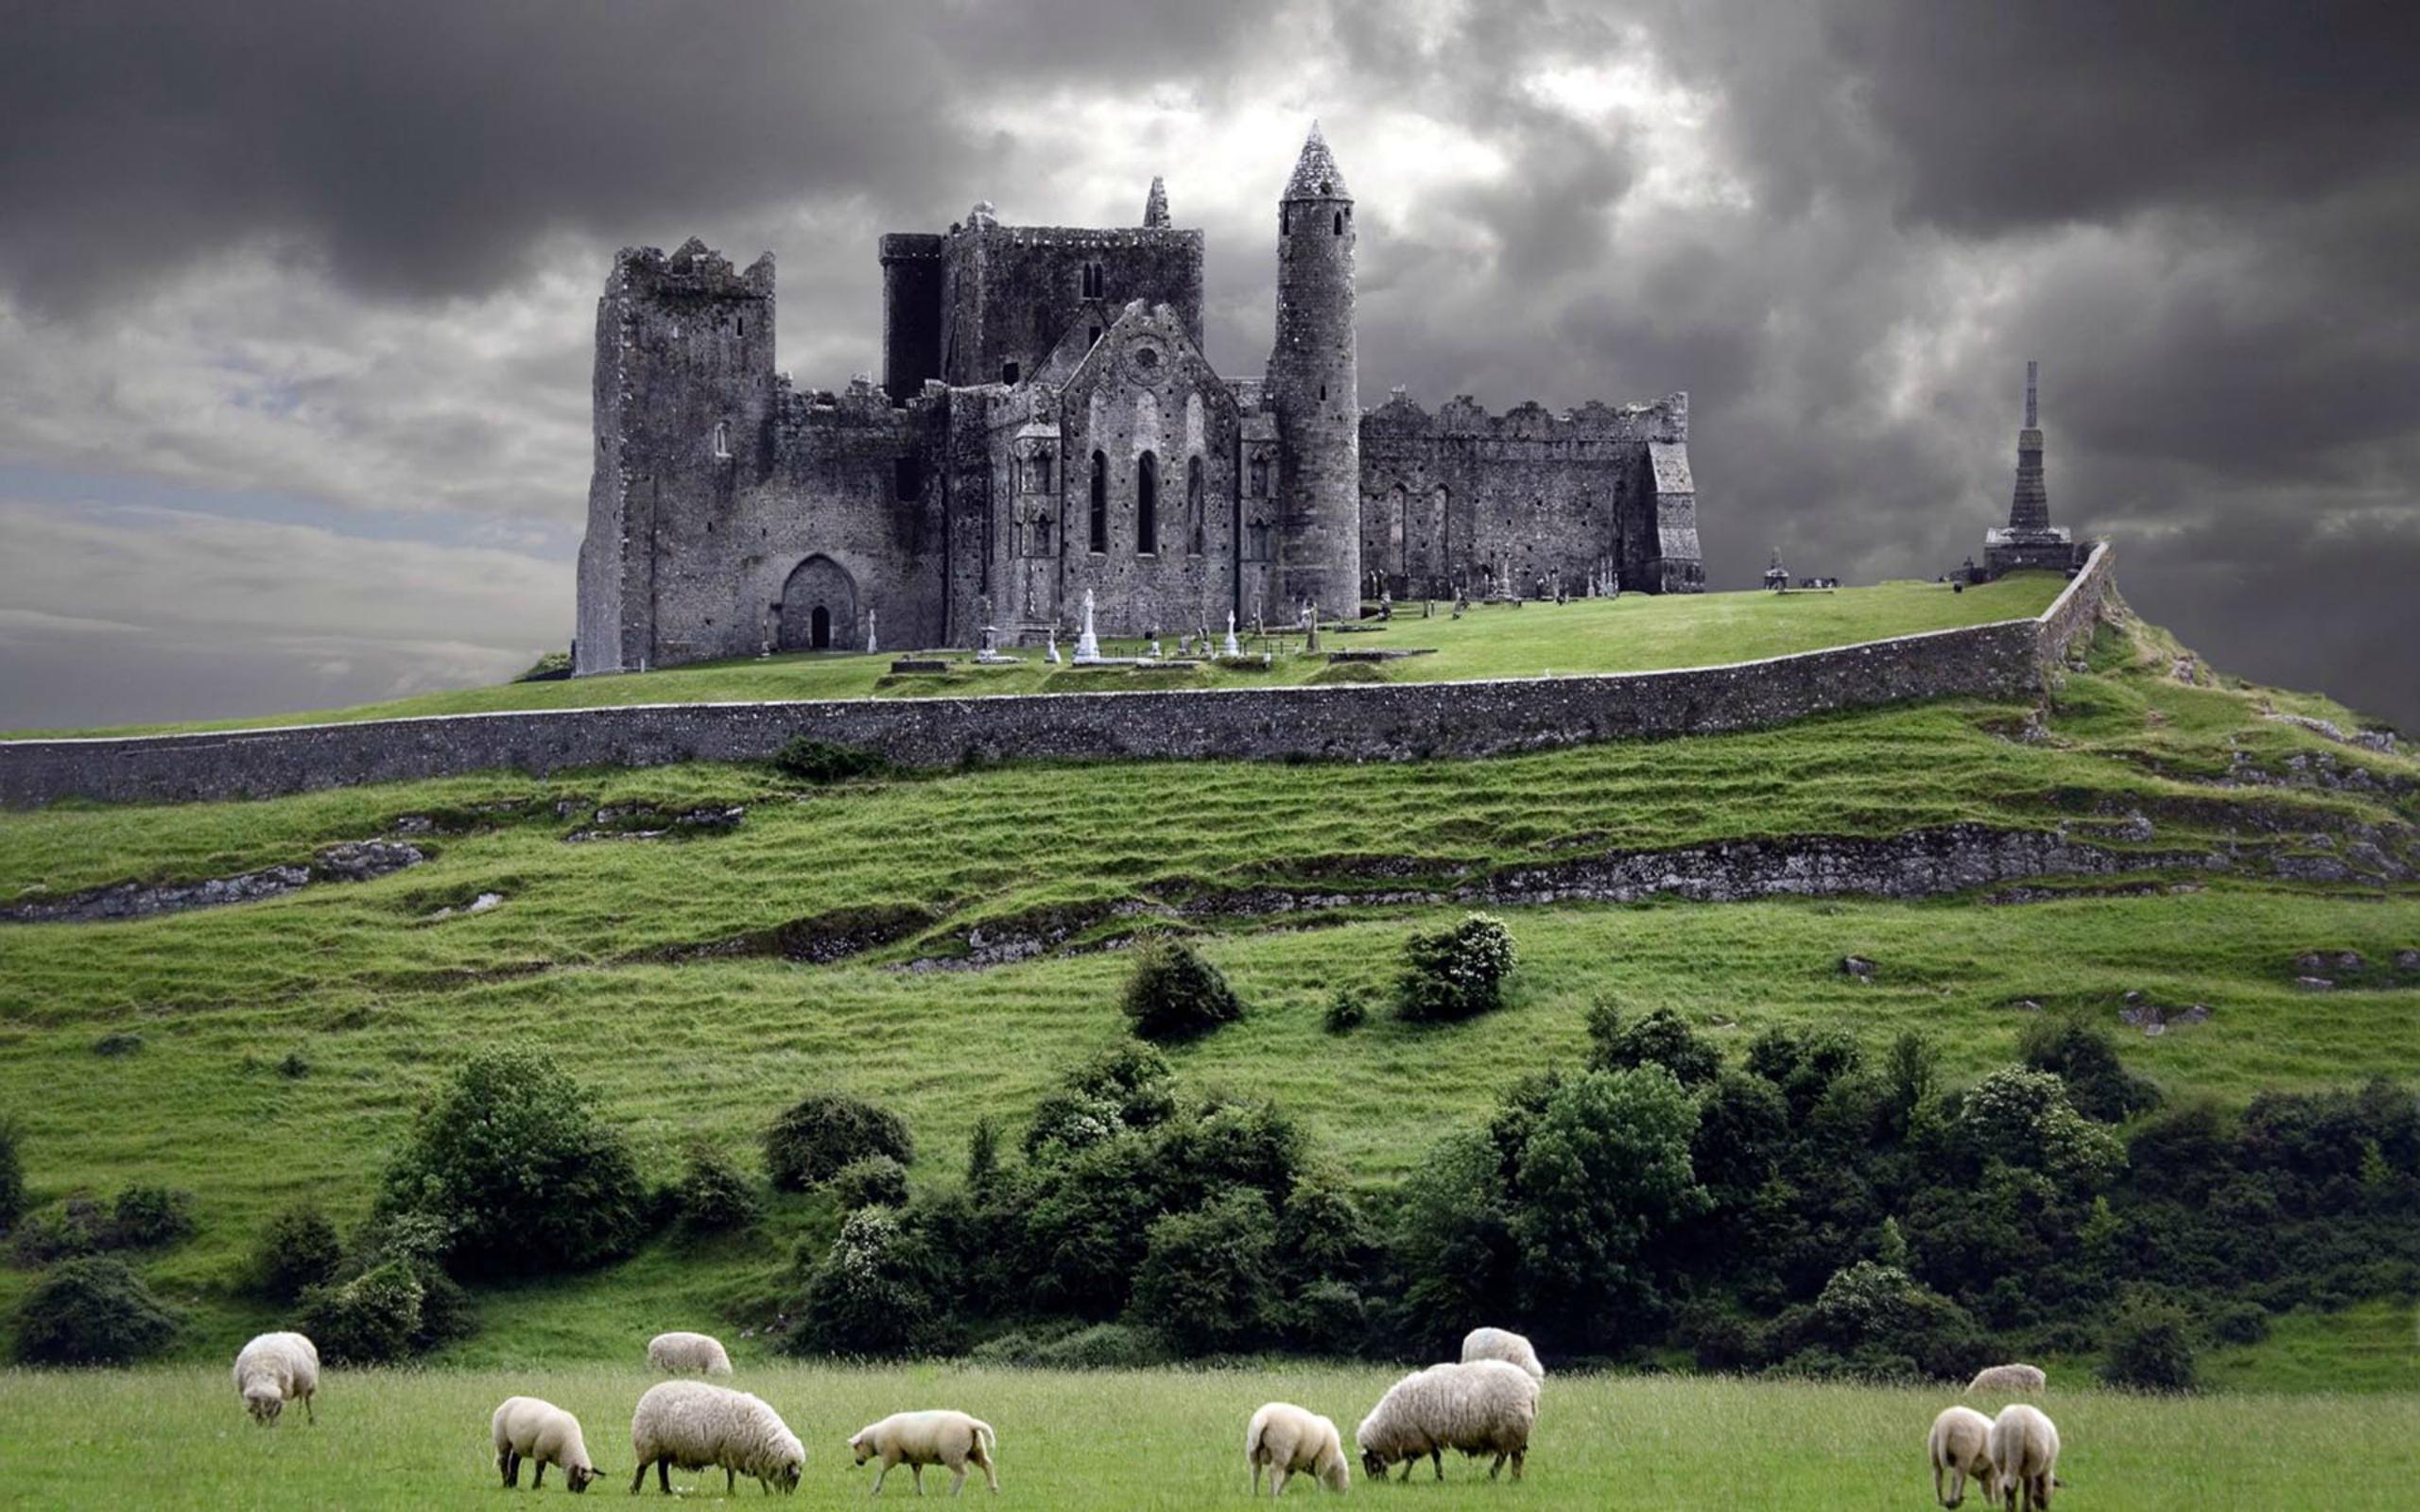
[0,547,2111,809]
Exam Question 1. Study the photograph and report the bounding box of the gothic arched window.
[1136,452,1159,555]
[1089,451,1108,554]
[1249,455,1268,497]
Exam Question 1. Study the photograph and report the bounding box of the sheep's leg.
[1488,1452,1506,1481]
[1273,1466,1290,1498]
[1430,1448,1444,1482]
[498,1449,514,1487]
[949,1464,968,1497]
[533,1461,547,1489]
[872,1457,892,1496]
[1510,1449,1525,1483]
[302,1390,315,1425]
[1252,1460,1263,1498]
[1398,1459,1413,1483]
[911,1463,925,1496]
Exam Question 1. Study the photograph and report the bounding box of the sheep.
[1355,1359,1538,1484]
[1927,1405,1994,1508]
[492,1395,602,1493]
[647,1330,735,1376]
[630,1380,804,1496]
[1459,1326,1546,1382]
[1966,1363,2048,1396]
[1988,1403,2061,1512]
[1246,1401,1349,1497]
[848,1409,999,1497]
[231,1332,319,1427]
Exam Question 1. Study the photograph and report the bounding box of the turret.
[1266,122,1360,619]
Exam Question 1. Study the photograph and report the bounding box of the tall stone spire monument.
[1982,360,2086,577]
[1267,122,1361,621]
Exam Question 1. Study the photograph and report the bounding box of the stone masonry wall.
[0,548,2111,809]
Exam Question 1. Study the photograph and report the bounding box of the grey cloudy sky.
[2,0,2414,730]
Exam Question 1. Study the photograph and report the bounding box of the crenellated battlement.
[1365,387,1688,444]
[612,237,774,301]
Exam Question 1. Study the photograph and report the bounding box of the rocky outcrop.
[1,840,426,924]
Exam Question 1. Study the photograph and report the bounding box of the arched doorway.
[778,556,857,652]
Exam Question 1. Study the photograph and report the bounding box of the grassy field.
[1,574,2066,739]
[0,1361,2411,1508]
[1,603,2414,1387]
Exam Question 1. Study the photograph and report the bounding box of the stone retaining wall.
[0,546,2112,808]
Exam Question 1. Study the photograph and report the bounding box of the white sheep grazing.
[1927,1405,1994,1508]
[1967,1363,2048,1396]
[492,1395,603,1493]
[647,1330,735,1376]
[1988,1403,2062,1512]
[231,1332,319,1427]
[1459,1326,1546,1382]
[1245,1401,1349,1497]
[848,1409,999,1496]
[1356,1359,1539,1483]
[630,1380,804,1496]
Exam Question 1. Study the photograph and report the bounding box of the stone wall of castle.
[1,549,2111,809]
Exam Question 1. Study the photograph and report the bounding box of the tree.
[1131,1190,1276,1354]
[1585,1003,1722,1088]
[1120,936,1245,1041]
[2018,1015,2161,1123]
[1510,1066,1709,1349]
[790,1208,942,1357]
[1958,1068,2124,1190]
[765,1091,915,1192]
[251,1203,344,1304]
[378,1048,647,1274]
[2100,1296,2198,1391]
[1394,914,1518,1022]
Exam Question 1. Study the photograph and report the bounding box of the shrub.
[1958,1067,2125,1189]
[2100,1297,2198,1391]
[1130,1190,1277,1354]
[1585,1003,1722,1088]
[1799,1261,1992,1381]
[91,1031,145,1057]
[673,1144,762,1236]
[2208,1298,2271,1346]
[13,1256,179,1365]
[1021,1321,1171,1369]
[787,1208,941,1357]
[830,1155,911,1211]
[2019,1015,2163,1123]
[298,1261,425,1366]
[348,1211,476,1352]
[104,1185,195,1249]
[772,738,890,785]
[1394,913,1518,1022]
[8,1198,105,1264]
[252,1203,345,1304]
[0,1120,23,1236]
[277,1050,312,1079]
[377,1048,647,1275]
[513,649,573,682]
[965,1116,1001,1193]
[765,1091,915,1192]
[1025,1043,1176,1160]
[1322,988,1368,1036]
[1120,936,1245,1041]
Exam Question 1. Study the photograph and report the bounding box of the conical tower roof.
[1283,120,1350,200]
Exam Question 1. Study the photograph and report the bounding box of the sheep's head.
[565,1464,600,1494]
[1360,1447,1389,1480]
[244,1388,284,1426]
[848,1430,874,1466]
[771,1454,803,1494]
[1320,1454,1352,1493]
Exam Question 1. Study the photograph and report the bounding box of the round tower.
[1267,122,1360,620]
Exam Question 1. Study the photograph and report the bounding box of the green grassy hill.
[0,595,2413,1391]
[5,573,2064,738]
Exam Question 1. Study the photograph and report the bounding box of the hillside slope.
[0,601,2412,1381]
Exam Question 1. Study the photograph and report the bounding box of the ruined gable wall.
[938,222,1203,388]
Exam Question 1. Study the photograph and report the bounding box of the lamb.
[1356,1359,1539,1483]
[1459,1326,1546,1382]
[646,1330,735,1376]
[1246,1401,1349,1497]
[848,1409,999,1497]
[1988,1403,2061,1512]
[492,1395,602,1493]
[1966,1363,2047,1395]
[1927,1405,1994,1508]
[630,1381,804,1496]
[231,1332,319,1427]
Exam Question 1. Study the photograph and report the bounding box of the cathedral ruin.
[574,125,1704,674]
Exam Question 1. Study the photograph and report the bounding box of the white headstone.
[864,609,877,654]
[1074,590,1100,661]
[1223,610,1241,658]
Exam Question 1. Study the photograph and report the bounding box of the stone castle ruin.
[574,125,1704,675]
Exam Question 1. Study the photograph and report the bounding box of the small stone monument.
[1046,630,1062,664]
[1223,611,1242,658]
[1074,590,1101,662]
[1378,589,1392,620]
[864,609,878,655]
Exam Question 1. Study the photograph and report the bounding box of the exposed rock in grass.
[424,892,505,922]
[0,840,425,924]
[562,804,746,842]
[1840,955,1876,980]
[2294,976,2334,991]
[649,902,941,967]
[2119,999,2212,1037]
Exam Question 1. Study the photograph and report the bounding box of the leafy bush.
[348,1211,477,1352]
[830,1154,911,1211]
[2019,1015,2162,1123]
[673,1144,762,1236]
[12,1256,179,1365]
[252,1203,345,1304]
[1585,1003,1722,1088]
[1394,913,1518,1022]
[765,1091,915,1192]
[977,1321,1172,1369]
[965,1116,1001,1193]
[91,1031,144,1057]
[1130,1190,1276,1353]
[772,738,890,784]
[2100,1297,2198,1391]
[1120,936,1245,1041]
[1322,988,1368,1036]
[0,1121,25,1236]
[787,1208,942,1357]
[1025,1042,1176,1160]
[512,649,573,682]
[2207,1298,2270,1346]
[104,1185,195,1249]
[377,1048,647,1275]
[8,1197,106,1264]
[298,1261,425,1366]
[1789,1261,1991,1381]
[1957,1068,2125,1188]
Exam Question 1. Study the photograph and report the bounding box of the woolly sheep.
[1927,1405,1994,1509]
[848,1409,999,1497]
[1246,1401,1349,1497]
[1967,1363,2048,1396]
[630,1381,804,1496]
[492,1395,602,1493]
[1988,1403,2062,1512]
[231,1332,319,1427]
[1356,1359,1538,1484]
[647,1330,735,1376]
[1459,1326,1546,1382]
